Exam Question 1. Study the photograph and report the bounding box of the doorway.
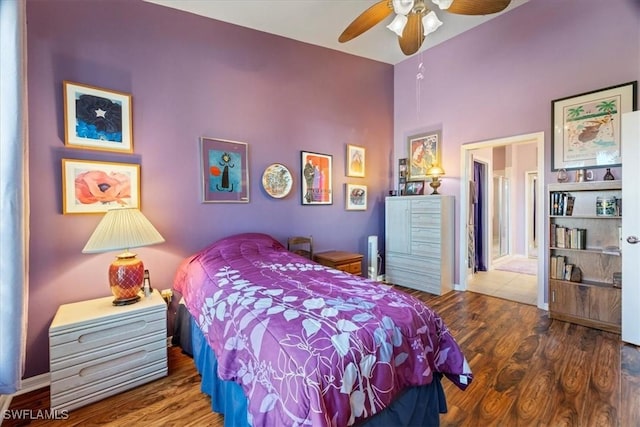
[459,132,545,309]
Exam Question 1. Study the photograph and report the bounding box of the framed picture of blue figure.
[200,137,250,203]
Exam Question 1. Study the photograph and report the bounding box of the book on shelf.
[549,191,574,215]
[564,195,575,216]
[564,264,574,281]
[550,255,566,279]
[556,255,565,280]
[556,226,566,248]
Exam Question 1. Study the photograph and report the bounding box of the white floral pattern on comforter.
[173,233,472,427]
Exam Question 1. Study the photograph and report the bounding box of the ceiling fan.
[339,0,511,56]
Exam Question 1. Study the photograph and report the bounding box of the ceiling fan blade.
[398,12,425,55]
[446,0,511,15]
[339,0,393,43]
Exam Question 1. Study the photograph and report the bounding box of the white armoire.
[385,195,454,295]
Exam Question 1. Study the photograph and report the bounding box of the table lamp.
[426,164,445,195]
[82,207,165,305]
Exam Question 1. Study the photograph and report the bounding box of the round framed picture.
[262,163,293,198]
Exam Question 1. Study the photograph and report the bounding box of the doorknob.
[627,236,640,244]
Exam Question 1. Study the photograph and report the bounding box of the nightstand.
[49,289,168,412]
[314,250,363,276]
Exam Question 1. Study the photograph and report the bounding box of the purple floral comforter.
[173,233,472,427]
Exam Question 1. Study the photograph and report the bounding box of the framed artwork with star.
[63,81,133,153]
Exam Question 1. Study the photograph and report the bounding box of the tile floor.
[467,260,538,306]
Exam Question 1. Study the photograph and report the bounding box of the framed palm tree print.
[551,81,636,171]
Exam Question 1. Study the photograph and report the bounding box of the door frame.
[459,132,546,309]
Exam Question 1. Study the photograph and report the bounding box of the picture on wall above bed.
[261,163,293,199]
[63,81,133,153]
[408,130,441,181]
[346,144,365,177]
[301,150,332,205]
[345,183,367,210]
[62,159,140,214]
[551,81,637,171]
[200,137,249,203]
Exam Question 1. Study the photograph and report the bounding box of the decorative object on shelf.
[63,81,133,153]
[345,183,367,210]
[261,163,293,199]
[603,168,615,180]
[346,144,365,178]
[596,196,618,216]
[551,81,637,171]
[613,272,622,288]
[62,159,140,214]
[200,137,249,203]
[408,130,441,181]
[301,151,333,205]
[82,207,165,306]
[556,168,569,183]
[338,0,511,56]
[426,164,445,195]
[575,168,593,182]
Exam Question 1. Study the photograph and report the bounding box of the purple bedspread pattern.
[173,233,472,427]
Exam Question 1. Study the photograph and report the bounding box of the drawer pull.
[78,320,147,343]
[79,350,147,377]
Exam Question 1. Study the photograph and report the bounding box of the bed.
[173,233,472,426]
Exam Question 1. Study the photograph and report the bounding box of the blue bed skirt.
[185,311,447,427]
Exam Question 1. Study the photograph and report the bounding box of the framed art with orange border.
[62,159,140,214]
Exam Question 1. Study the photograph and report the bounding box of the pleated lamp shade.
[83,208,165,305]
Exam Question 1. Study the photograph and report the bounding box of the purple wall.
[393,0,640,284]
[26,0,393,377]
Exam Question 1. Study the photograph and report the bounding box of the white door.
[622,110,640,345]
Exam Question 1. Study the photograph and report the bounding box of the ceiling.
[144,0,529,65]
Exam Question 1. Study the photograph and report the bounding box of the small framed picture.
[301,151,333,205]
[63,81,133,153]
[405,181,425,196]
[200,137,249,203]
[345,183,367,211]
[62,159,140,214]
[346,144,365,177]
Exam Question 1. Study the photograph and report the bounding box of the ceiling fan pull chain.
[416,57,425,118]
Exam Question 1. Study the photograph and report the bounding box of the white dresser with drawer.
[385,195,454,295]
[49,290,167,412]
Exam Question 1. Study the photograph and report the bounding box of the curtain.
[0,0,29,394]
[473,162,486,272]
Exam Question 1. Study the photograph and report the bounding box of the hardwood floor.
[5,290,640,426]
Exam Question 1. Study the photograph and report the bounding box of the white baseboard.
[0,373,50,424]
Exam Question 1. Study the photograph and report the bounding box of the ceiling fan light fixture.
[432,0,454,10]
[392,0,415,15]
[422,11,443,36]
[387,14,408,37]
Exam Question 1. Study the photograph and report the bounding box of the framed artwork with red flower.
[62,159,140,214]
[200,137,249,203]
[63,81,133,153]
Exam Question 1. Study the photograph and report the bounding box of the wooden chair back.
[287,236,313,260]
